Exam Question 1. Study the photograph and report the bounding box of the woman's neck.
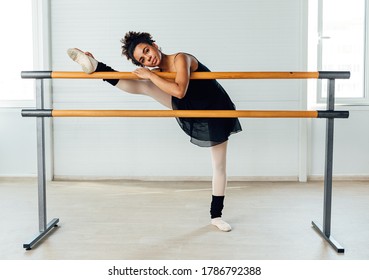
[158,53,174,72]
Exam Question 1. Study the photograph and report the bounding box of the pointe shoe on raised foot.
[67,48,97,74]
[211,218,232,232]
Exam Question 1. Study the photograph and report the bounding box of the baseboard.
[52,175,299,182]
[0,176,37,183]
[2,175,369,182]
[308,175,369,181]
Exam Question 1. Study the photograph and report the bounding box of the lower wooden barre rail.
[21,109,350,119]
[53,110,319,118]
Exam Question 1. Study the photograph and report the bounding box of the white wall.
[49,0,308,180]
[2,0,369,180]
[0,108,36,176]
[310,107,369,178]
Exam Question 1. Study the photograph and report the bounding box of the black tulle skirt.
[171,73,242,147]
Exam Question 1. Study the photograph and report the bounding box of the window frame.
[0,0,39,108]
[316,0,369,105]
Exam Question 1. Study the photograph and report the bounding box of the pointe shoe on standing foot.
[211,218,232,232]
[67,48,98,74]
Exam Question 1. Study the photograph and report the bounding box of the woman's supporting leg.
[211,141,228,196]
[210,141,232,232]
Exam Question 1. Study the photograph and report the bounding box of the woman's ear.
[153,43,159,49]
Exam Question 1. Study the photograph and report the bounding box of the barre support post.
[312,78,344,253]
[318,71,351,80]
[23,79,59,250]
[21,71,52,79]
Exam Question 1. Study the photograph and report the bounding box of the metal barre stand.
[23,79,59,250]
[311,77,345,253]
[21,71,349,252]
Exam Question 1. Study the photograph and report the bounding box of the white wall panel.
[50,0,307,179]
[0,109,36,176]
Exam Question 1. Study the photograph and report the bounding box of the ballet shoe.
[211,218,232,232]
[67,48,97,74]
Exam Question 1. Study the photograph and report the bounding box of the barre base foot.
[311,221,344,253]
[23,218,60,250]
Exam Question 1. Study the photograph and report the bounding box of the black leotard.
[171,57,242,147]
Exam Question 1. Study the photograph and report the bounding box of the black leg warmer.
[96,62,119,86]
[210,195,225,219]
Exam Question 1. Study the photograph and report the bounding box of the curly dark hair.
[121,31,155,66]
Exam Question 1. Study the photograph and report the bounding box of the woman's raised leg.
[115,80,172,109]
[67,48,172,109]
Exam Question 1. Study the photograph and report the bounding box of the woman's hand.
[132,67,153,80]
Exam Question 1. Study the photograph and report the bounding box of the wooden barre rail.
[21,71,351,80]
[21,109,350,119]
[55,110,319,118]
[51,71,320,80]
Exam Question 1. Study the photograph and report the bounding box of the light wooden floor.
[0,178,368,260]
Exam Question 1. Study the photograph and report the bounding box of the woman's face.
[133,43,161,67]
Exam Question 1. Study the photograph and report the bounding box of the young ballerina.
[67,31,242,232]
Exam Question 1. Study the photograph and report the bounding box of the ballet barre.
[21,70,350,80]
[21,70,350,253]
[21,109,349,119]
